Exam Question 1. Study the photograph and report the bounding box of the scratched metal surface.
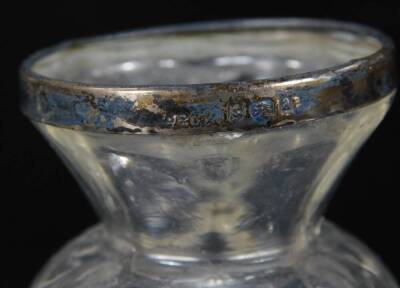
[20,19,396,134]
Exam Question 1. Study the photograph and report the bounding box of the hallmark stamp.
[249,99,276,125]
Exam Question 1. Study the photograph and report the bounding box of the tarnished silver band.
[20,19,397,134]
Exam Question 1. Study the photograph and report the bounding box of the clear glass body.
[22,19,398,288]
[33,95,397,288]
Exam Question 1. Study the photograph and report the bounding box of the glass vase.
[21,19,398,288]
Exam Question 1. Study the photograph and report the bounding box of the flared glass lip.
[20,18,397,134]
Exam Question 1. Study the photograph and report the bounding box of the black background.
[3,2,400,288]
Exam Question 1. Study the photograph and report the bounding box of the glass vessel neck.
[105,208,322,266]
[33,88,394,266]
